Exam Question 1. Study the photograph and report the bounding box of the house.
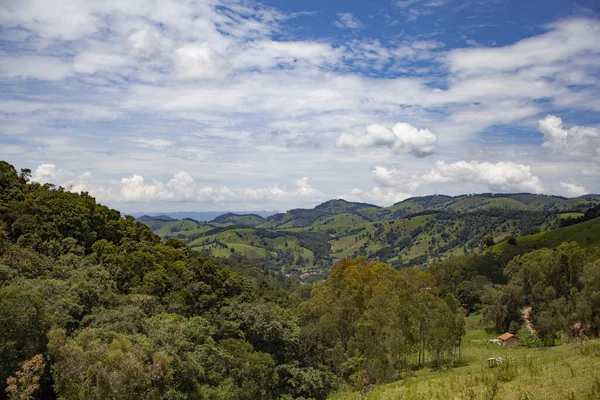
[497,332,520,346]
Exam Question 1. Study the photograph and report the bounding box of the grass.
[329,337,600,400]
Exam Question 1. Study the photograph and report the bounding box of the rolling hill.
[138,193,600,276]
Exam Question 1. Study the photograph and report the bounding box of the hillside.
[139,193,600,275]
[490,215,600,262]
[388,193,600,216]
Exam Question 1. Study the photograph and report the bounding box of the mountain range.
[138,193,600,277]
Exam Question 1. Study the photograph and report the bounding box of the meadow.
[330,323,600,400]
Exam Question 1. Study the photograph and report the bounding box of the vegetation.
[2,160,600,399]
[0,161,465,399]
[331,328,600,399]
[140,195,600,275]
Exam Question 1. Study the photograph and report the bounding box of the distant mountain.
[129,210,279,221]
[138,193,600,274]
[212,213,266,227]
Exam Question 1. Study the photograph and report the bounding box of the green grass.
[329,337,600,400]
[559,212,584,219]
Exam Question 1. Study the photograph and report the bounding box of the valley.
[139,194,600,277]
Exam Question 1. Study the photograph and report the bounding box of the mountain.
[128,210,279,221]
[212,213,266,227]
[139,193,600,276]
[388,193,600,216]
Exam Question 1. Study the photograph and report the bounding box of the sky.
[1,0,599,213]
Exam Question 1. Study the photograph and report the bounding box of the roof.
[498,332,517,341]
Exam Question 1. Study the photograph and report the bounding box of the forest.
[1,160,600,399]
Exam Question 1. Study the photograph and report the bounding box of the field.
[331,335,600,399]
[330,318,600,400]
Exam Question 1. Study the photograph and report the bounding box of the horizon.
[1,0,599,213]
[121,191,600,217]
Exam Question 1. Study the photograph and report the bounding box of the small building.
[497,332,520,346]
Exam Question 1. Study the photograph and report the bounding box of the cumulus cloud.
[334,12,363,30]
[110,171,324,204]
[335,122,438,157]
[373,161,545,193]
[538,115,600,157]
[346,187,412,206]
[422,161,544,193]
[559,182,588,197]
[31,164,61,183]
[31,164,89,192]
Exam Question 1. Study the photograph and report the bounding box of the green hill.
[212,213,266,227]
[139,194,600,276]
[492,216,600,258]
[388,193,600,216]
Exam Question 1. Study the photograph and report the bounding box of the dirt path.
[522,306,537,335]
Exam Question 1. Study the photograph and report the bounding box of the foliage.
[483,242,600,344]
[0,161,334,399]
[5,354,45,400]
[301,258,465,386]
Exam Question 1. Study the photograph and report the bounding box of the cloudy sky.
[1,0,599,213]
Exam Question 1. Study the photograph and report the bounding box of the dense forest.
[2,160,600,399]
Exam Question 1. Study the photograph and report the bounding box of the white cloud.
[422,161,544,193]
[30,164,89,192]
[0,55,71,81]
[392,0,447,20]
[335,122,438,157]
[106,171,325,204]
[559,182,588,197]
[334,12,363,30]
[345,186,412,206]
[373,161,545,194]
[128,25,171,62]
[31,164,60,183]
[448,19,600,77]
[0,0,101,40]
[538,115,600,157]
[173,43,230,80]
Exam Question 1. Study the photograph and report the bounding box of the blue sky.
[0,0,599,212]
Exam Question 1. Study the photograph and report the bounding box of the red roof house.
[497,332,520,346]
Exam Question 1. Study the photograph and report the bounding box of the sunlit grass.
[329,338,600,399]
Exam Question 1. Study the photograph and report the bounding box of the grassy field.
[330,324,600,400]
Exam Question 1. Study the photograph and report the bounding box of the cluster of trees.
[302,258,465,387]
[484,243,600,344]
[0,161,466,399]
[428,231,600,346]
